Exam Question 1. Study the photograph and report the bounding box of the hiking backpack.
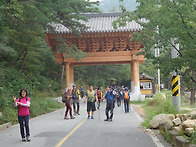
[124,92,129,99]
[97,90,101,98]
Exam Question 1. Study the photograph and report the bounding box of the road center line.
[55,118,87,147]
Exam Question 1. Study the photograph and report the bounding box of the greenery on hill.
[0,0,99,124]
[113,0,196,103]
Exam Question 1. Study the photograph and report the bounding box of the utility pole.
[171,39,181,112]
[155,47,161,92]
[155,26,161,93]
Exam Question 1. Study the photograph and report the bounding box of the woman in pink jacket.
[13,89,31,142]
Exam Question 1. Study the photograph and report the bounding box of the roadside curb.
[0,122,12,131]
[160,126,196,147]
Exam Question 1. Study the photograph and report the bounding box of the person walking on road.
[62,88,75,120]
[71,85,80,115]
[96,87,102,109]
[13,89,31,142]
[84,85,98,119]
[80,86,84,99]
[104,87,115,122]
[123,88,130,113]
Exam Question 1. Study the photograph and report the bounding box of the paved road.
[0,99,171,147]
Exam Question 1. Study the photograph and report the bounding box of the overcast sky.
[89,0,102,1]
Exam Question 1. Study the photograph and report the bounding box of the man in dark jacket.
[104,87,115,122]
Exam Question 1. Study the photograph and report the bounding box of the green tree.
[113,0,196,103]
[0,0,100,108]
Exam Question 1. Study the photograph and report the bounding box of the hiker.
[116,87,122,107]
[110,87,116,108]
[71,85,80,115]
[123,87,130,113]
[13,89,31,142]
[84,86,98,119]
[80,86,84,99]
[62,88,75,120]
[104,87,115,122]
[96,87,102,109]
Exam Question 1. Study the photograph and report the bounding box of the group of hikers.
[62,85,131,122]
[12,85,131,141]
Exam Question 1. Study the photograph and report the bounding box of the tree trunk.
[19,48,28,70]
[15,50,24,64]
[190,70,196,104]
[167,78,171,90]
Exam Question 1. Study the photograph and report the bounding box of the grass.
[142,91,178,128]
[190,131,196,144]
[130,100,146,104]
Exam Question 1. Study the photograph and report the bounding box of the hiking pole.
[122,99,123,111]
[99,107,100,120]
[129,100,131,112]
[61,104,66,114]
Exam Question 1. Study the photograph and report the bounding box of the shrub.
[142,91,177,128]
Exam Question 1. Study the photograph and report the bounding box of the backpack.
[19,97,28,102]
[124,92,129,99]
[72,89,80,99]
[62,93,66,102]
[97,90,101,98]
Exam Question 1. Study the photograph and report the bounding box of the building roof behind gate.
[49,12,147,34]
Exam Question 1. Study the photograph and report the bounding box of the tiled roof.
[49,13,146,34]
[140,73,154,80]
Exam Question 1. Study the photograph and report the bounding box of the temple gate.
[46,13,146,100]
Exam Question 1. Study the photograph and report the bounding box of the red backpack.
[97,90,101,98]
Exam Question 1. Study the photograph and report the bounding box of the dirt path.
[131,104,147,120]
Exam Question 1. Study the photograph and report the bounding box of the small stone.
[185,128,194,135]
[173,125,183,132]
[172,118,182,126]
[168,114,175,121]
[169,130,179,144]
[190,111,196,119]
[176,114,183,121]
[175,136,189,147]
[182,119,196,129]
[182,114,188,122]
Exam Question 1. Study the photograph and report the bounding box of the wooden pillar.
[65,63,70,88]
[132,60,139,87]
[69,64,74,84]
[131,60,141,100]
[131,63,134,92]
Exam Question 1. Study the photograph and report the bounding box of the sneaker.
[70,116,75,119]
[87,116,90,119]
[77,113,80,115]
[104,119,108,121]
[26,136,31,142]
[108,119,112,122]
[64,116,69,120]
[91,116,94,119]
[22,138,26,142]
